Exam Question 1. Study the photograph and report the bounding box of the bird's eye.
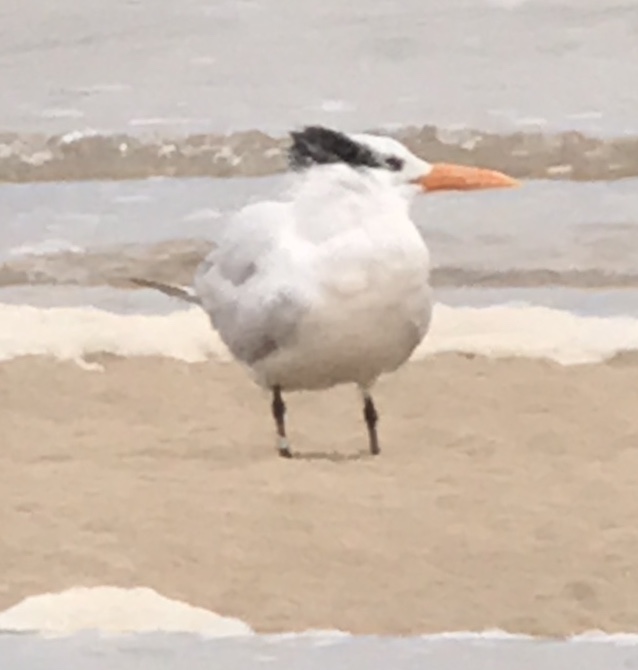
[385,156,404,171]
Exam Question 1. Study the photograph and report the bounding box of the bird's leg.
[361,389,380,456]
[271,385,292,458]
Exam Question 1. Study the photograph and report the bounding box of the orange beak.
[417,163,520,193]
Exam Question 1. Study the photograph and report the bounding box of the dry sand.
[2,353,638,636]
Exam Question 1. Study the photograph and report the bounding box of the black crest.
[288,126,404,172]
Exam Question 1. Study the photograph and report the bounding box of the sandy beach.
[2,353,638,636]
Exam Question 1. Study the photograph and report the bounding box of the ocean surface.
[3,0,638,666]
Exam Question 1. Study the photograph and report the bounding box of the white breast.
[252,179,433,391]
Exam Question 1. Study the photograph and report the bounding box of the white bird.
[133,126,518,458]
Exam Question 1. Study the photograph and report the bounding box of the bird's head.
[288,125,519,194]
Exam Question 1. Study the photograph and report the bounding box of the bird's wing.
[194,200,308,366]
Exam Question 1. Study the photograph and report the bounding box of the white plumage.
[134,126,518,458]
[195,164,432,392]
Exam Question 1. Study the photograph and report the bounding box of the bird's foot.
[277,437,293,459]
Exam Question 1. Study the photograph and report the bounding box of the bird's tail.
[129,278,201,305]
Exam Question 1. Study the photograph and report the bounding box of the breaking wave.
[2,125,638,183]
[4,239,638,290]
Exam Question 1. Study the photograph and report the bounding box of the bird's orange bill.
[417,163,520,192]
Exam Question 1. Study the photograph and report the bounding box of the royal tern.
[133,126,518,458]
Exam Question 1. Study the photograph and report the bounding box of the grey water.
[2,176,638,317]
[2,632,638,670]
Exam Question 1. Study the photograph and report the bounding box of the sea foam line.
[2,587,638,645]
[2,301,638,366]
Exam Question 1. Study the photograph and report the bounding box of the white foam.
[0,587,252,638]
[2,587,638,648]
[421,630,638,647]
[421,629,532,641]
[2,587,638,646]
[59,129,100,145]
[266,629,352,645]
[420,630,638,646]
[22,150,54,167]
[421,303,638,365]
[0,303,224,364]
[8,240,84,257]
[270,629,638,647]
[1,301,638,366]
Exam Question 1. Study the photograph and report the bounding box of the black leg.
[363,393,380,456]
[271,386,292,458]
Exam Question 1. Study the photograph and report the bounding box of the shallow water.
[3,174,638,367]
[2,0,638,182]
[3,0,638,136]
[2,177,638,295]
[2,631,638,670]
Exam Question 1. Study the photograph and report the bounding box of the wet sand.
[2,354,638,636]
